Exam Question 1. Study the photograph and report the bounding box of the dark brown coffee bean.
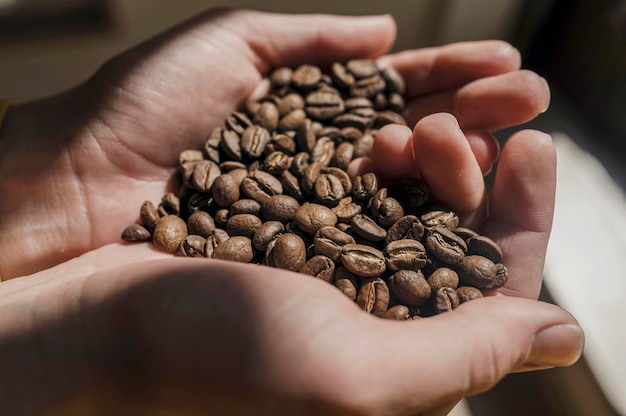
[350,74,386,98]
[344,96,374,111]
[277,93,305,116]
[219,161,248,172]
[384,239,429,272]
[253,102,279,131]
[295,119,316,153]
[387,93,405,113]
[420,210,459,231]
[311,136,335,167]
[305,90,345,120]
[313,226,356,261]
[177,235,206,258]
[266,133,296,156]
[332,196,362,223]
[266,233,307,272]
[228,199,261,217]
[352,133,374,158]
[314,173,345,206]
[433,287,460,314]
[299,255,335,282]
[301,161,322,196]
[186,192,212,214]
[263,151,290,175]
[453,227,480,242]
[290,151,310,177]
[356,277,390,317]
[334,266,358,300]
[385,215,424,245]
[368,188,387,218]
[373,110,407,128]
[241,125,271,158]
[212,236,255,263]
[331,142,354,170]
[292,64,322,90]
[220,129,242,161]
[139,200,160,231]
[153,215,188,254]
[322,167,352,195]
[225,111,253,135]
[294,202,338,234]
[375,197,404,228]
[388,270,431,307]
[340,244,386,278]
[388,179,427,209]
[187,211,215,238]
[350,214,387,242]
[456,286,484,303]
[252,221,284,251]
[159,192,180,216]
[380,66,406,95]
[203,127,223,164]
[331,113,371,130]
[278,109,306,131]
[346,59,379,79]
[455,255,508,289]
[352,173,378,201]
[382,305,411,321]
[226,214,262,238]
[191,160,221,192]
[280,169,304,201]
[426,227,468,265]
[212,173,242,207]
[467,235,503,263]
[241,170,283,204]
[261,194,300,223]
[121,224,151,242]
[214,209,229,228]
[330,62,355,88]
[270,67,293,88]
[427,267,459,292]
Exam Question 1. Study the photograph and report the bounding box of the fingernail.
[526,324,584,368]
[540,77,551,113]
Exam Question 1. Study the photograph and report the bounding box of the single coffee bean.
[263,151,290,175]
[253,102,279,131]
[322,167,352,195]
[186,192,212,214]
[225,213,262,238]
[159,192,180,216]
[214,209,229,228]
[332,196,362,223]
[388,269,431,307]
[466,235,503,264]
[334,266,358,300]
[269,67,293,88]
[373,111,407,128]
[292,64,322,90]
[425,227,467,265]
[331,141,354,170]
[261,194,300,223]
[426,267,460,292]
[203,127,223,164]
[267,133,297,155]
[313,226,356,261]
[252,220,284,251]
[356,277,390,317]
[212,236,255,263]
[455,255,508,289]
[187,211,215,238]
[380,66,406,95]
[352,133,374,158]
[241,125,271,158]
[384,239,429,272]
[139,200,160,231]
[349,74,386,98]
[368,188,387,219]
[352,172,378,201]
[290,151,310,177]
[340,244,386,278]
[177,235,206,258]
[350,214,387,242]
[241,170,283,203]
[305,89,345,120]
[294,202,338,234]
[420,209,459,231]
[376,197,404,228]
[453,227,480,242]
[212,172,242,207]
[433,287,460,314]
[346,59,379,78]
[266,233,307,272]
[385,215,424,245]
[314,173,345,206]
[382,305,411,321]
[331,113,371,130]
[225,111,253,135]
[301,161,322,196]
[121,224,151,242]
[456,286,484,303]
[299,254,335,282]
[330,62,355,88]
[220,128,242,161]
[229,199,261,217]
[311,136,336,167]
[153,215,188,254]
[280,169,305,201]
[191,160,221,193]
[277,92,305,116]
[295,119,317,153]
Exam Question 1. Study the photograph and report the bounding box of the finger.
[226,9,397,71]
[412,113,487,229]
[378,40,521,98]
[403,70,551,131]
[485,130,557,299]
[465,130,500,176]
[366,296,583,415]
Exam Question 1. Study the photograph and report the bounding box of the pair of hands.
[0,8,582,416]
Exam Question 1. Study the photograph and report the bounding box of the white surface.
[545,133,626,415]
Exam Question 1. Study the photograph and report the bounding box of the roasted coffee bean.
[229,199,261,217]
[420,209,459,231]
[177,235,206,258]
[373,110,407,128]
[178,149,204,173]
[269,67,293,88]
[261,194,300,223]
[139,200,160,231]
[346,59,379,79]
[425,227,467,265]
[433,287,460,314]
[252,221,284,251]
[332,113,371,130]
[121,224,151,242]
[313,226,356,261]
[187,211,215,238]
[385,215,424,245]
[153,215,188,254]
[241,125,271,158]
[191,160,221,192]
[456,286,484,303]
[356,277,390,317]
[334,266,358,300]
[263,151,290,175]
[388,270,431,307]
[331,141,354,170]
[330,62,355,88]
[267,133,297,155]
[332,196,362,223]
[214,209,229,228]
[290,151,310,177]
[186,192,212,214]
[299,255,335,282]
[220,128,243,161]
[301,161,322,195]
[352,133,374,158]
[204,127,223,163]
[382,305,411,321]
[294,203,338,234]
[375,197,404,228]
[212,172,242,207]
[351,214,387,242]
[266,233,307,272]
[225,111,253,135]
[225,213,262,238]
[292,64,322,90]
[253,102,279,131]
[455,255,508,289]
[350,74,386,98]
[296,119,316,153]
[241,170,283,203]
[466,235,503,263]
[453,227,480,242]
[277,93,305,116]
[159,192,180,216]
[212,236,255,263]
[384,239,429,272]
[368,188,387,218]
[340,244,386,278]
[305,89,345,120]
[427,267,459,292]
[352,173,378,201]
[311,136,335,167]
[380,66,406,95]
[314,173,345,206]
[280,169,305,201]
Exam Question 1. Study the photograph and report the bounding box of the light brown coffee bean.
[225,214,262,238]
[187,211,215,238]
[384,239,429,272]
[427,267,460,292]
[241,125,271,158]
[139,200,159,231]
[456,286,484,303]
[385,215,424,245]
[433,287,460,314]
[334,266,358,300]
[425,227,467,265]
[261,194,301,224]
[253,102,279,131]
[340,244,386,278]
[266,233,307,272]
[121,224,151,242]
[153,215,188,254]
[455,255,508,289]
[420,209,459,231]
[313,226,356,261]
[382,305,411,321]
[388,270,431,307]
[294,202,337,234]
[356,277,389,317]
[299,255,335,282]
[212,236,255,263]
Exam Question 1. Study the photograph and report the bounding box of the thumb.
[217,8,397,70]
[367,295,584,414]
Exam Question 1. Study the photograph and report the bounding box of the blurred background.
[1,1,625,415]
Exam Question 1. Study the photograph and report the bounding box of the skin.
[0,8,581,416]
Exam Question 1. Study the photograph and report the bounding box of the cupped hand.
[0,8,549,279]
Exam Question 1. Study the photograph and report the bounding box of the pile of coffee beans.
[121,60,507,319]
